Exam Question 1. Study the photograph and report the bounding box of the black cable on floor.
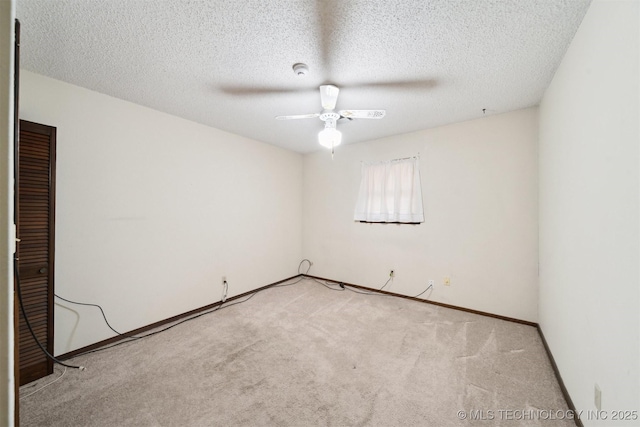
[411,284,433,298]
[379,277,392,291]
[14,258,84,370]
[60,260,432,360]
[74,260,314,357]
[77,289,259,356]
[55,294,142,340]
[312,276,433,299]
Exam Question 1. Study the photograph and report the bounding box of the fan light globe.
[318,128,342,149]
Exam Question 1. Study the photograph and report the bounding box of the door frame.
[13,17,20,423]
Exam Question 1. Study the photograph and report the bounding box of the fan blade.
[338,110,386,119]
[275,113,321,120]
[348,78,437,90]
[219,85,319,96]
[320,85,340,110]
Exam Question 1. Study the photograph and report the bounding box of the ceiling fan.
[276,84,386,150]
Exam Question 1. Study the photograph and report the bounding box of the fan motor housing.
[320,111,340,121]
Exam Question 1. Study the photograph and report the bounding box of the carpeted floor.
[20,278,574,426]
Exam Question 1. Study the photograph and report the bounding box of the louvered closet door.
[18,120,56,385]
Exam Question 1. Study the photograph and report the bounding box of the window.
[354,157,424,223]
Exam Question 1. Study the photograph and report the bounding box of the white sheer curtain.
[354,157,424,223]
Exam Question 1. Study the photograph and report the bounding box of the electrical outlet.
[444,277,450,286]
[594,384,601,411]
[428,279,434,287]
[390,270,395,277]
[221,276,228,303]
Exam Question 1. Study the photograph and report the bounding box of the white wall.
[20,71,303,354]
[303,108,539,322]
[0,1,16,424]
[538,0,639,423]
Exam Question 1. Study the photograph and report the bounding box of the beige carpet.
[20,278,573,426]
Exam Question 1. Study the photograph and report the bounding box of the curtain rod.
[361,154,420,164]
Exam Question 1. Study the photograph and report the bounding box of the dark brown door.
[17,120,56,385]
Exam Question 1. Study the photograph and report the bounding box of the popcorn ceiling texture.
[17,0,591,153]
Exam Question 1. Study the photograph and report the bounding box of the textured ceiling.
[17,0,591,153]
